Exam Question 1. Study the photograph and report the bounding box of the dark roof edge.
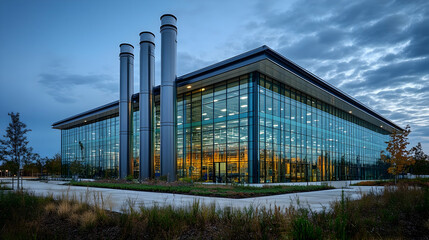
[52,100,119,127]
[177,45,268,84]
[52,89,161,128]
[177,45,402,131]
[262,46,403,131]
[53,47,269,128]
[53,45,402,132]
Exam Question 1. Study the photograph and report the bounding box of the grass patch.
[69,180,334,198]
[0,182,12,191]
[352,177,429,187]
[1,183,429,239]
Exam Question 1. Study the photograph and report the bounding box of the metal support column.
[119,43,134,179]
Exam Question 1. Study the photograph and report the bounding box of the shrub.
[178,177,193,183]
[158,175,168,181]
[125,174,134,181]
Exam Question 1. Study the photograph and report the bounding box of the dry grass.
[44,202,56,213]
[57,201,72,217]
[69,212,80,225]
[1,184,428,239]
[49,190,110,230]
[80,210,97,228]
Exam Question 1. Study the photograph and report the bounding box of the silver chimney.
[139,32,155,180]
[119,43,134,179]
[160,14,177,181]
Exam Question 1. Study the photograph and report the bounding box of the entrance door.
[214,162,226,183]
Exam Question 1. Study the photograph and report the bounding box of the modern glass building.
[52,15,401,183]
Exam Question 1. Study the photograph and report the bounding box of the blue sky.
[0,0,428,158]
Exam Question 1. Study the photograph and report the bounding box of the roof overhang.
[53,45,402,133]
[52,101,119,129]
[176,46,402,133]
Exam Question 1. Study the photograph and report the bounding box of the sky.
[0,0,428,158]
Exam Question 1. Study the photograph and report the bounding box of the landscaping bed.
[69,180,334,198]
[352,178,429,187]
[1,183,429,239]
[0,182,12,190]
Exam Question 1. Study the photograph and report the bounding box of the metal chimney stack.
[119,43,134,179]
[139,32,155,180]
[160,14,177,181]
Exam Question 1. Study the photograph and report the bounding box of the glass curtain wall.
[61,115,120,178]
[132,109,140,178]
[257,73,390,183]
[61,71,390,183]
[175,74,253,182]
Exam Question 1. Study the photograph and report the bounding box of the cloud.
[342,58,429,90]
[353,14,409,46]
[38,73,117,103]
[239,0,429,151]
[403,17,429,58]
[177,52,216,76]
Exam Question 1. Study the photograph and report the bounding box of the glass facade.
[175,74,253,182]
[61,115,120,178]
[256,73,389,183]
[61,71,390,182]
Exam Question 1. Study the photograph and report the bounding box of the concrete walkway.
[1,179,384,213]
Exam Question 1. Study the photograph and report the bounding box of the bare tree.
[0,112,33,189]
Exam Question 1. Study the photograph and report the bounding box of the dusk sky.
[0,0,428,158]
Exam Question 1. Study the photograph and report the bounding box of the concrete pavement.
[0,179,384,213]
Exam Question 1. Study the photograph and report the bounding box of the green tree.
[30,153,48,177]
[22,152,39,176]
[45,153,61,176]
[70,159,83,180]
[0,112,33,189]
[410,142,429,176]
[381,125,414,183]
[37,156,48,177]
[0,144,5,174]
